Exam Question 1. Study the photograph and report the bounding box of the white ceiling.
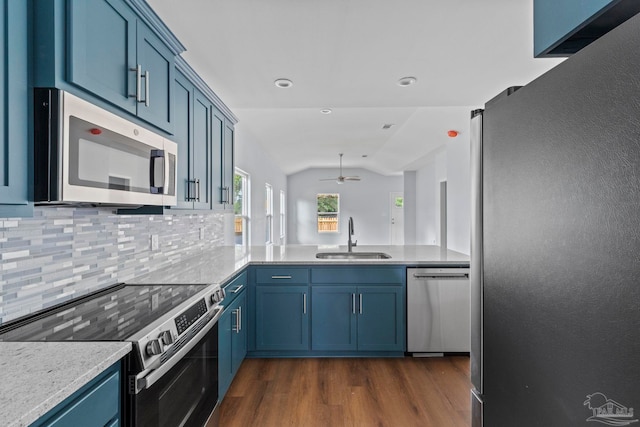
[147,0,564,175]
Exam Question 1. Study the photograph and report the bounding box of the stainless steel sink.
[315,252,392,260]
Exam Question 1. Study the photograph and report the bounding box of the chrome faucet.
[347,217,357,252]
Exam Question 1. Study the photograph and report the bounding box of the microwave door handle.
[150,149,165,194]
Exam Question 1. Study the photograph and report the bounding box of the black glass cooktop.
[0,284,210,342]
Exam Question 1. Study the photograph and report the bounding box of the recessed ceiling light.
[274,78,293,88]
[320,109,332,114]
[397,76,417,87]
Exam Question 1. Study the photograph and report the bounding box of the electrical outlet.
[151,234,159,251]
[199,228,205,240]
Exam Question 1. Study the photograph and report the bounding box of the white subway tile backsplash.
[0,207,225,324]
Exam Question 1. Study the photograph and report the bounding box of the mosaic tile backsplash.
[0,207,226,324]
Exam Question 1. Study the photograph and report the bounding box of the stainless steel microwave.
[34,88,177,206]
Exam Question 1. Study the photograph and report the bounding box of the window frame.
[317,193,340,234]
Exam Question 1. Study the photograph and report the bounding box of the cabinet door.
[172,71,193,209]
[136,22,174,133]
[211,109,225,209]
[67,0,136,114]
[218,308,233,398]
[0,0,30,215]
[191,91,211,209]
[222,120,234,209]
[231,291,247,374]
[255,285,309,351]
[311,286,357,351]
[357,286,405,352]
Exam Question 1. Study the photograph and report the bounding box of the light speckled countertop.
[2,245,466,426]
[0,341,131,427]
[127,244,470,285]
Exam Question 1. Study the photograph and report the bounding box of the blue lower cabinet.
[312,285,404,352]
[31,362,121,427]
[219,288,247,399]
[357,286,404,352]
[311,286,357,351]
[255,285,309,351]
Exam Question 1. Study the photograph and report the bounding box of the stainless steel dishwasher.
[407,267,470,355]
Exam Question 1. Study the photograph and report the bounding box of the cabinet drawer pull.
[359,294,363,314]
[352,293,356,314]
[303,293,307,314]
[231,284,244,293]
[271,275,292,279]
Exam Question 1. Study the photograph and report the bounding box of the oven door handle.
[136,306,224,392]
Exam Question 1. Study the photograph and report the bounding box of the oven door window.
[133,324,218,427]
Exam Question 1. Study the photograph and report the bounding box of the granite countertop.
[0,342,131,427]
[127,244,470,286]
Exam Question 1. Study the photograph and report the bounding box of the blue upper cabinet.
[534,0,640,57]
[0,0,32,217]
[173,70,193,209]
[36,0,184,134]
[67,0,137,116]
[211,109,234,211]
[136,23,174,130]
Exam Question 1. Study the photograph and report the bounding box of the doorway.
[390,192,404,245]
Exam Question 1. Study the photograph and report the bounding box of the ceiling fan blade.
[343,176,361,181]
[319,178,339,181]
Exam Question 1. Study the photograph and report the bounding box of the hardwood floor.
[214,356,471,427]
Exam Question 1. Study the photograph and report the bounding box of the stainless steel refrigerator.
[470,13,640,427]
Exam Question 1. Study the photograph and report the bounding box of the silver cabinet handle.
[130,65,142,102]
[352,293,356,314]
[144,70,150,107]
[303,293,307,314]
[238,306,242,332]
[231,284,244,293]
[226,186,231,204]
[186,179,200,201]
[271,275,292,279]
[412,273,469,279]
[232,308,239,333]
[359,294,363,314]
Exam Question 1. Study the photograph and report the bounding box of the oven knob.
[159,330,174,346]
[146,339,163,356]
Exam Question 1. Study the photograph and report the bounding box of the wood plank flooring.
[214,356,471,427]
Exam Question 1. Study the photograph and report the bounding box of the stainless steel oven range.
[0,283,226,427]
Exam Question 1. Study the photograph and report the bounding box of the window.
[279,190,286,242]
[265,183,273,245]
[234,169,250,247]
[317,193,339,233]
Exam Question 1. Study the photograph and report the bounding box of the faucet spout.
[347,217,357,252]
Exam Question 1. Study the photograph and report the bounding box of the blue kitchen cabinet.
[37,0,181,133]
[211,109,235,211]
[30,362,121,427]
[0,0,32,217]
[311,285,404,352]
[219,272,248,399]
[172,70,192,209]
[255,285,310,351]
[311,286,358,351]
[311,266,405,353]
[171,67,213,210]
[534,0,640,57]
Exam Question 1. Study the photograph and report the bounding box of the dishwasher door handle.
[412,273,469,279]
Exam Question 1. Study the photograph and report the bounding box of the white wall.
[233,125,288,246]
[287,168,403,245]
[408,137,470,255]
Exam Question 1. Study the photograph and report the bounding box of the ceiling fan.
[320,153,361,184]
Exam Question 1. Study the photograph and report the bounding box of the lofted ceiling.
[147,0,564,175]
